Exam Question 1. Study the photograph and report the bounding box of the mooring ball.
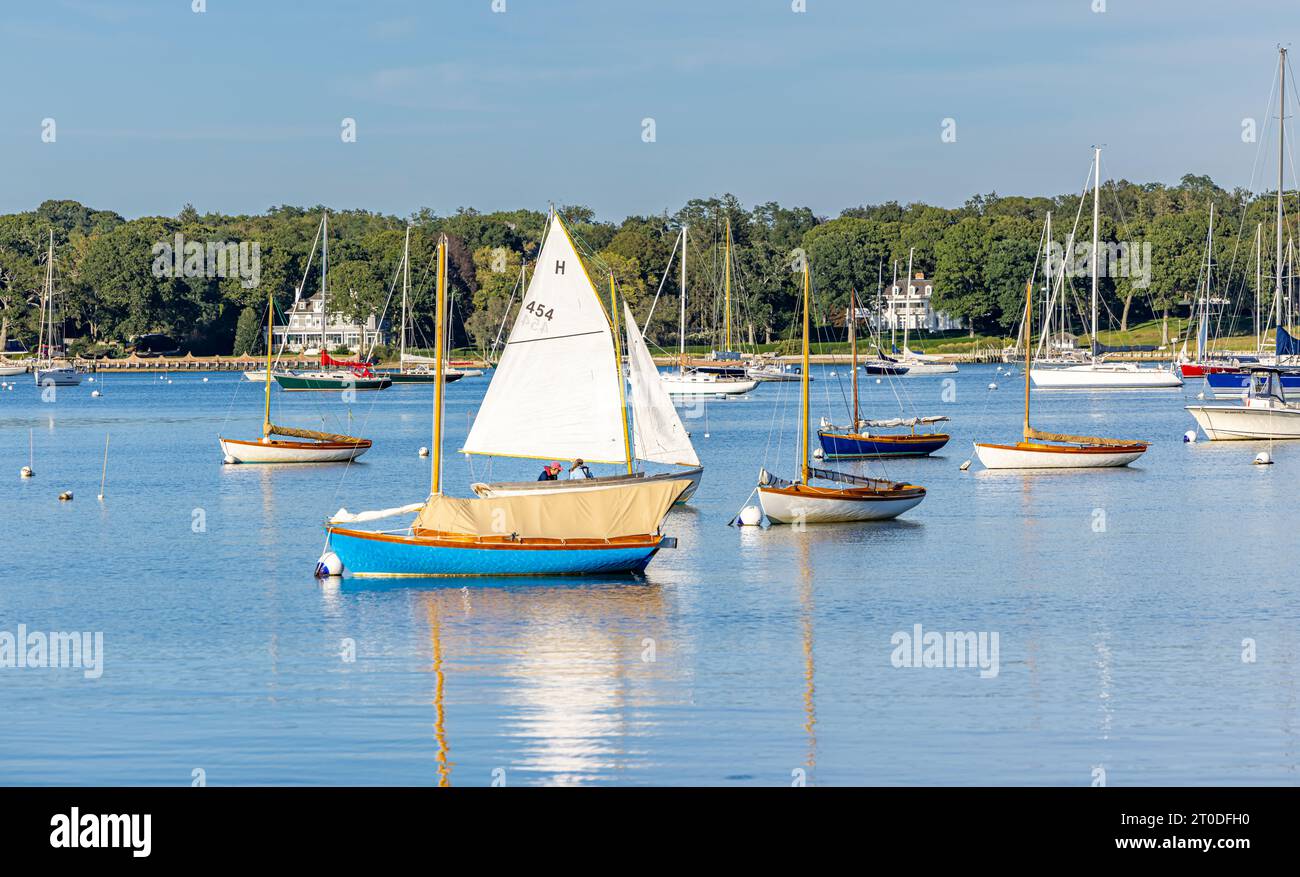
[1183,430,1197,443]
[91,390,101,398]
[20,466,33,478]
[738,505,763,526]
[418,446,430,457]
[1255,451,1273,465]
[58,491,73,501]
[315,551,344,577]
[988,382,998,390]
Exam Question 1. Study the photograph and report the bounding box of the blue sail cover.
[1277,326,1300,357]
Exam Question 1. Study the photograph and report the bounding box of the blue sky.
[0,0,1294,220]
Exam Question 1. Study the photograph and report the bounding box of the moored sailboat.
[218,258,372,464]
[974,263,1148,469]
[817,287,950,458]
[325,233,688,577]
[757,257,927,524]
[466,212,704,502]
[32,230,82,387]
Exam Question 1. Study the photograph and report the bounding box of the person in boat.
[538,463,561,481]
[569,459,593,480]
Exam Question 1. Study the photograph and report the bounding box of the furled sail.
[462,214,627,463]
[623,303,700,466]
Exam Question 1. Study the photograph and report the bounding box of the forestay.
[623,303,700,466]
[462,213,627,464]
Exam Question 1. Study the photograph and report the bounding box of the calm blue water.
[2,365,1297,786]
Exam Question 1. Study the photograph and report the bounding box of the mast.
[849,288,859,428]
[1091,146,1101,358]
[321,211,329,354]
[1256,222,1263,351]
[800,257,811,485]
[1044,212,1052,354]
[263,258,273,437]
[679,225,688,375]
[724,218,733,351]
[890,260,897,353]
[37,230,51,364]
[1023,277,1032,440]
[400,225,410,371]
[431,235,448,496]
[610,273,633,474]
[902,248,914,355]
[1201,202,1214,361]
[1278,47,1287,334]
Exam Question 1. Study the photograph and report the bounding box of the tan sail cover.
[1023,426,1143,448]
[414,479,688,540]
[268,423,367,443]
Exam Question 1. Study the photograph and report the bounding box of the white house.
[879,272,963,332]
[272,291,388,353]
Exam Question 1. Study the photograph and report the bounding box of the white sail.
[462,213,627,463]
[624,303,700,467]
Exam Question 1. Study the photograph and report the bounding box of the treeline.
[0,176,1285,356]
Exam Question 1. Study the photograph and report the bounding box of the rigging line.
[643,227,683,354]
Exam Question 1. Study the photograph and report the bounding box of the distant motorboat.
[35,365,81,387]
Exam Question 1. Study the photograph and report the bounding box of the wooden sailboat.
[817,287,950,458]
[218,264,372,464]
[757,258,927,524]
[974,265,1148,469]
[660,225,757,395]
[467,212,704,502]
[325,234,689,577]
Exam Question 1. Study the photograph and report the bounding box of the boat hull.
[219,436,372,463]
[383,371,464,384]
[896,361,958,375]
[817,430,949,458]
[1185,404,1300,440]
[973,441,1146,469]
[273,372,392,391]
[472,466,703,505]
[34,367,81,386]
[327,527,669,577]
[1178,363,1241,378]
[758,483,925,523]
[1030,365,1182,389]
[862,363,909,376]
[0,364,28,377]
[660,374,757,395]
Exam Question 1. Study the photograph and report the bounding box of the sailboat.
[33,230,82,387]
[273,211,391,392]
[660,224,757,395]
[218,262,372,464]
[384,226,466,385]
[817,287,950,458]
[466,212,704,502]
[891,249,957,376]
[757,257,927,524]
[324,233,689,577]
[974,264,1149,469]
[1031,148,1182,390]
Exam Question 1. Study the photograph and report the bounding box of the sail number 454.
[526,301,555,320]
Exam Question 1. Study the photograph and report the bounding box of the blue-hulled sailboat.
[817,287,950,458]
[324,233,689,578]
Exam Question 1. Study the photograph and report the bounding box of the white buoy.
[316,551,344,577]
[1183,430,1197,443]
[813,447,825,459]
[91,390,101,398]
[418,446,430,457]
[829,371,837,377]
[875,378,882,384]
[988,382,998,390]
[738,505,763,526]
[703,432,710,438]
[959,459,972,471]
[1254,451,1273,465]
[222,454,236,465]
[20,466,33,478]
[202,377,209,382]
[58,491,73,501]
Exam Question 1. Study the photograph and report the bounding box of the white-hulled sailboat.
[33,230,82,387]
[467,211,704,501]
[218,261,372,464]
[757,257,927,524]
[660,225,757,396]
[1030,148,1182,390]
[974,267,1148,469]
